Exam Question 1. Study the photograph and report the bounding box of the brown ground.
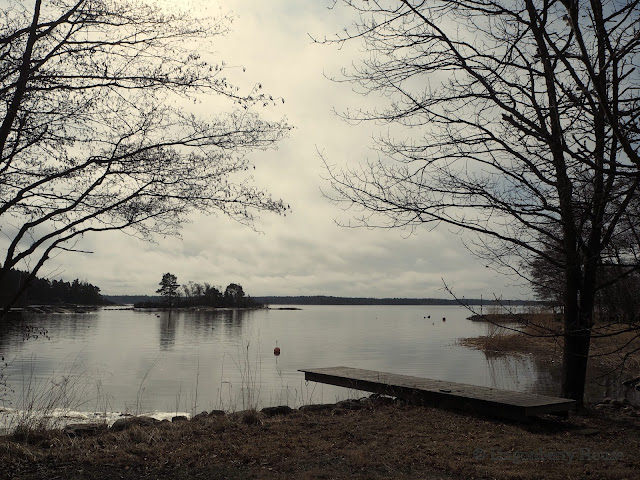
[0,397,638,479]
[2,315,639,480]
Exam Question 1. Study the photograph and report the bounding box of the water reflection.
[159,314,176,351]
[480,350,564,397]
[474,321,639,405]
[155,309,257,351]
[0,312,99,350]
[0,305,636,412]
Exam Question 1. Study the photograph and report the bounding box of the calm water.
[0,305,607,416]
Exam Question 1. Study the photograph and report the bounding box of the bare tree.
[0,0,291,316]
[321,0,640,406]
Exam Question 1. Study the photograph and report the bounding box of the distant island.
[115,276,262,309]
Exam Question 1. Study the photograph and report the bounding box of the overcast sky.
[44,0,532,299]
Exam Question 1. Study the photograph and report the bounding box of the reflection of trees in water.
[0,314,99,403]
[481,351,563,397]
[0,322,15,355]
[157,309,257,350]
[220,309,248,339]
[481,349,640,405]
[189,309,255,341]
[0,313,96,353]
[158,313,177,351]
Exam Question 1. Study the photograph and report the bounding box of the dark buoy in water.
[274,346,281,356]
[442,317,446,321]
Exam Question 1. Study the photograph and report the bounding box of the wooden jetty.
[299,366,576,420]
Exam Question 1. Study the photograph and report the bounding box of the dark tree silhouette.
[0,0,291,318]
[224,283,246,307]
[156,273,180,309]
[137,279,257,308]
[0,268,106,306]
[321,0,640,406]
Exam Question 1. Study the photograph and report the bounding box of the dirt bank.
[1,396,639,480]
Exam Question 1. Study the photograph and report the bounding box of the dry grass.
[1,401,639,479]
[589,324,640,374]
[461,331,563,364]
[459,313,640,378]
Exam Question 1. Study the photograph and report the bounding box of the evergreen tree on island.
[157,273,180,310]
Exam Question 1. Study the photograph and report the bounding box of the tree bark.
[562,312,592,405]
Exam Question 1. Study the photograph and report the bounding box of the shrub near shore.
[460,312,640,375]
[460,312,640,413]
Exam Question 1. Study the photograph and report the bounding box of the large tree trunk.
[561,261,596,407]
[562,319,592,406]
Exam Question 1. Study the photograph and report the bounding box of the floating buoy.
[442,317,446,321]
[274,346,281,356]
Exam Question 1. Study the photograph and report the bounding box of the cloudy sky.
[46,0,532,299]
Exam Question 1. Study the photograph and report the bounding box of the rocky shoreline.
[3,394,639,480]
[60,396,392,439]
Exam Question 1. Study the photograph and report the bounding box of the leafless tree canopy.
[0,0,291,310]
[322,0,640,403]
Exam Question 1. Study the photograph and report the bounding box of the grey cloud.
[23,0,529,301]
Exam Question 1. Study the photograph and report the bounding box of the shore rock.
[64,423,107,437]
[298,404,335,413]
[191,412,210,422]
[261,405,293,417]
[335,399,364,410]
[236,410,261,425]
[111,416,159,432]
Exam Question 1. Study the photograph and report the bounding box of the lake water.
[0,305,613,421]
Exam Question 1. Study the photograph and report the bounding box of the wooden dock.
[299,366,576,420]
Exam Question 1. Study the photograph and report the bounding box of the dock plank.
[299,366,576,419]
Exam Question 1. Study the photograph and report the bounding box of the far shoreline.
[105,294,547,307]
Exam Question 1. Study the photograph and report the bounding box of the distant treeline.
[0,268,110,306]
[105,295,160,305]
[253,296,543,306]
